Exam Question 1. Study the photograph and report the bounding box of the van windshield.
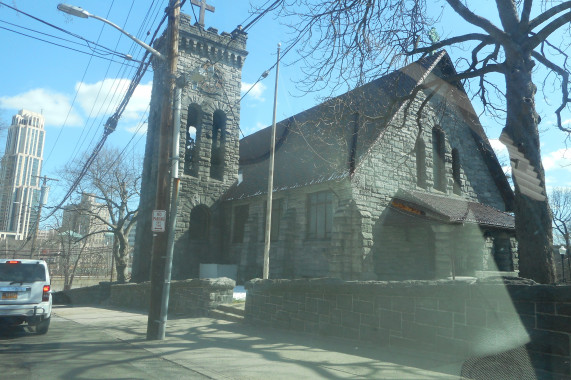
[0,263,46,283]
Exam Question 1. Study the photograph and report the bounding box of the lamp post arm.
[89,14,166,61]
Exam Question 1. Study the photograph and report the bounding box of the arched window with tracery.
[432,127,446,191]
[210,110,226,180]
[185,103,202,176]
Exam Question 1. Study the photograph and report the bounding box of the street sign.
[152,210,167,232]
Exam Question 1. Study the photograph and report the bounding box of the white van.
[0,259,52,334]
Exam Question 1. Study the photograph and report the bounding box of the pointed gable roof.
[223,52,513,211]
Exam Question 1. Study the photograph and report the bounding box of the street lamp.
[57,4,165,61]
[561,246,568,283]
[58,1,180,341]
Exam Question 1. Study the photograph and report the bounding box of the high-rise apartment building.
[61,193,110,248]
[0,109,45,240]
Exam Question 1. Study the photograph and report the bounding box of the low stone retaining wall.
[109,278,234,316]
[51,276,110,292]
[52,283,111,305]
[55,278,234,317]
[245,278,571,378]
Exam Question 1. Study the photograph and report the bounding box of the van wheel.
[30,317,50,334]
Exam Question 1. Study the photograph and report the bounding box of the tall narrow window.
[189,205,209,241]
[415,137,426,188]
[452,148,461,195]
[185,103,202,176]
[210,110,226,180]
[307,191,333,239]
[232,204,249,243]
[432,127,446,191]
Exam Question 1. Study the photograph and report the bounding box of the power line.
[185,0,280,138]
[53,0,168,176]
[0,25,141,65]
[42,0,170,220]
[0,1,141,60]
[44,0,127,167]
[90,107,150,182]
[42,0,282,223]
[2,0,155,173]
[66,0,141,166]
[0,18,138,59]
[3,1,161,251]
[241,0,281,32]
[49,0,158,175]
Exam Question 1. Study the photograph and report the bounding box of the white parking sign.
[152,210,167,232]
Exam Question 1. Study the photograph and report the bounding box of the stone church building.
[132,13,517,283]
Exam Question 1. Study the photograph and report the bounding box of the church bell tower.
[132,4,248,281]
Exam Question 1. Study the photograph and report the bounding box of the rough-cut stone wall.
[229,181,355,282]
[245,278,571,379]
[351,83,510,279]
[109,278,234,316]
[55,278,234,316]
[224,74,512,282]
[132,14,247,281]
[172,18,247,279]
[53,283,112,305]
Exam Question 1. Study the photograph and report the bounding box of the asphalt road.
[0,314,210,380]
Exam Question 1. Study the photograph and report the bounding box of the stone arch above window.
[432,127,446,192]
[189,204,209,241]
[415,137,427,188]
[452,148,461,195]
[185,103,202,176]
[210,109,227,180]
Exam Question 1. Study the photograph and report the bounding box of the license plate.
[2,292,17,300]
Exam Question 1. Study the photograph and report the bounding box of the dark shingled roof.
[223,51,514,210]
[393,190,515,229]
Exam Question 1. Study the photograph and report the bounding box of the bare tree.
[552,187,571,255]
[55,230,89,291]
[40,215,105,290]
[268,0,571,283]
[61,147,141,283]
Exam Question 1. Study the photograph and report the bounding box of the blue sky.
[0,0,301,205]
[0,0,570,213]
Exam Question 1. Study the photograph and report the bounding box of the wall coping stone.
[117,277,235,291]
[246,277,571,303]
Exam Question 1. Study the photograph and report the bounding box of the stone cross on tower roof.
[191,0,215,27]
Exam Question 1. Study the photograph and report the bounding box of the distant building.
[61,193,110,248]
[0,109,45,240]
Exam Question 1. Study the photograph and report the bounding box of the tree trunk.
[115,261,127,283]
[504,53,556,284]
[63,252,71,291]
[114,233,129,283]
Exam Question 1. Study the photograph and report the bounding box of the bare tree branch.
[58,147,141,283]
[528,11,571,49]
[520,0,533,28]
[531,50,571,133]
[528,1,571,31]
[407,33,493,55]
[444,0,508,43]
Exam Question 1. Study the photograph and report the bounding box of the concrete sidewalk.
[53,305,466,379]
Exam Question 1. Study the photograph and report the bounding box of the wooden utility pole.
[30,175,58,259]
[263,44,281,280]
[146,0,180,341]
